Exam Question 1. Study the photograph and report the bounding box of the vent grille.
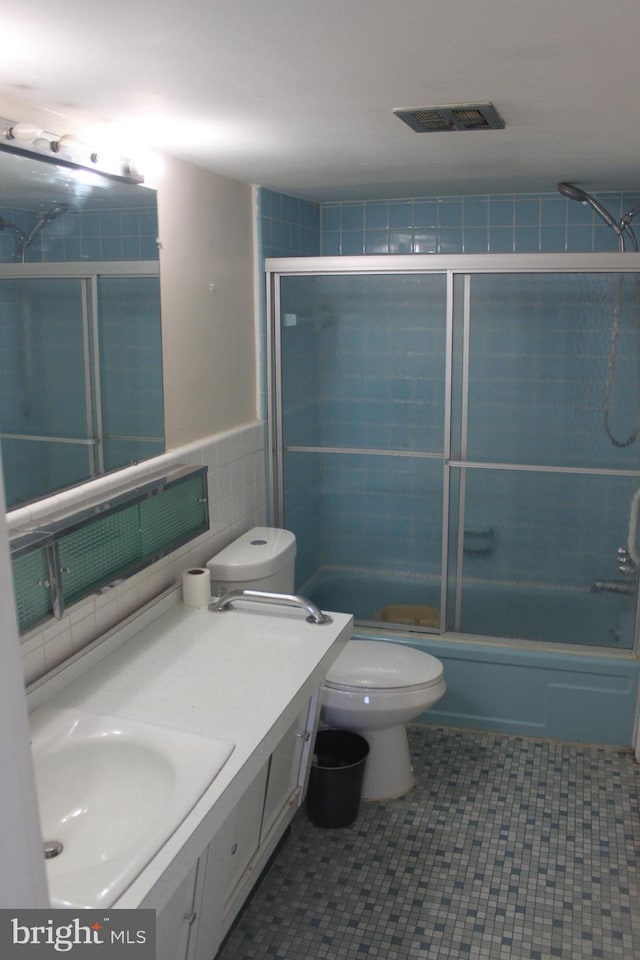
[394,102,505,133]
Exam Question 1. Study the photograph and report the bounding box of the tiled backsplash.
[12,420,267,685]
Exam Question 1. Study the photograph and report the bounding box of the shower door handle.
[627,488,640,566]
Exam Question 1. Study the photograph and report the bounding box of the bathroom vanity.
[27,587,352,960]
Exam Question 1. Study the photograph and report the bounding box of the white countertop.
[27,589,353,909]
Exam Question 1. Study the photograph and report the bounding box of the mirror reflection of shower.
[0,202,69,262]
[557,182,640,448]
[0,203,70,420]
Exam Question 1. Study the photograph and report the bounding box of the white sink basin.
[30,706,234,908]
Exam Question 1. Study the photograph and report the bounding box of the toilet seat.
[325,640,444,693]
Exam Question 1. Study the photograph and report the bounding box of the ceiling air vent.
[394,102,505,133]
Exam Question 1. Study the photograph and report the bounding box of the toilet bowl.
[321,639,446,801]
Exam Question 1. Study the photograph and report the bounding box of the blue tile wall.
[0,205,158,263]
[259,189,320,258]
[97,276,164,443]
[259,188,640,262]
[257,188,321,425]
[320,192,640,256]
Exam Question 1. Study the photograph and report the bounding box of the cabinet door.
[224,762,269,906]
[155,862,199,960]
[190,819,234,960]
[261,697,314,844]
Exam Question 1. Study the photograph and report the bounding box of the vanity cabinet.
[154,691,320,960]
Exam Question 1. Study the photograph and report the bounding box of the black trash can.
[306,729,370,828]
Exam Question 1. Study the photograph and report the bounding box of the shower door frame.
[266,252,640,653]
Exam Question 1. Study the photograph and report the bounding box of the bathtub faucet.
[590,579,636,597]
[618,546,637,575]
[210,589,332,624]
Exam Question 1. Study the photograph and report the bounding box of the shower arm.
[622,224,638,252]
[620,203,640,251]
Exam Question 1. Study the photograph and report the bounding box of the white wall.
[157,155,257,446]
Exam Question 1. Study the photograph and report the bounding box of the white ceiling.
[2,0,640,202]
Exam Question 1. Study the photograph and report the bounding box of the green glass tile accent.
[59,504,141,603]
[12,547,53,633]
[11,465,209,634]
[140,472,208,558]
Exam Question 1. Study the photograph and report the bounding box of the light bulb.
[7,122,42,142]
[32,137,53,153]
[51,133,75,153]
[52,134,93,160]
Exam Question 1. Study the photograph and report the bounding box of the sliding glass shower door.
[269,257,640,650]
[448,271,640,646]
[276,272,448,625]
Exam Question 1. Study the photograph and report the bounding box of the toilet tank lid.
[207,527,296,579]
[325,640,443,689]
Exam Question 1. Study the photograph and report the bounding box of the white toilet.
[322,640,446,801]
[207,527,447,802]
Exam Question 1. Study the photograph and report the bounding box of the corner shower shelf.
[10,464,209,634]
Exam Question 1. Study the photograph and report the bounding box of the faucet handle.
[618,546,637,573]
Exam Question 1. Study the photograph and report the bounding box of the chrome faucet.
[209,589,332,624]
[617,546,637,575]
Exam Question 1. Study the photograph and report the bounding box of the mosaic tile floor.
[216,726,640,960]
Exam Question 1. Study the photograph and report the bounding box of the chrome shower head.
[23,202,70,250]
[557,181,589,203]
[42,202,69,222]
[556,182,622,236]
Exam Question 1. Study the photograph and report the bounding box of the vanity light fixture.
[0,116,142,183]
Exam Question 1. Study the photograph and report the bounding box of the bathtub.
[304,569,640,746]
[305,570,635,649]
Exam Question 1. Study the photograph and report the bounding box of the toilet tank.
[207,527,296,596]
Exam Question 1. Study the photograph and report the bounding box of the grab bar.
[591,579,636,596]
[209,589,332,624]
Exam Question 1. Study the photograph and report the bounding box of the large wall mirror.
[0,140,164,510]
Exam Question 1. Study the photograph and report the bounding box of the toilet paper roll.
[181,567,211,607]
